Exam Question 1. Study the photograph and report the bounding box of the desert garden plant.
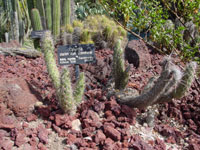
[99,0,200,63]
[41,31,85,115]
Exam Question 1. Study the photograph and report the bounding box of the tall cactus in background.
[53,0,61,39]
[41,31,85,115]
[31,8,43,31]
[113,39,129,90]
[63,0,71,26]
[36,0,46,29]
[44,0,52,30]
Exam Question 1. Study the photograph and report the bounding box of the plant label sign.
[31,30,46,39]
[57,44,96,65]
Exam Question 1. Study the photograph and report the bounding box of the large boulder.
[125,40,151,70]
[0,78,38,117]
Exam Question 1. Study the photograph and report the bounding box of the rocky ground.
[0,40,199,150]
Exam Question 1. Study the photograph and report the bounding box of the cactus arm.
[36,0,46,29]
[117,58,173,109]
[60,68,76,115]
[113,40,129,90]
[52,0,61,39]
[73,72,85,105]
[41,31,60,90]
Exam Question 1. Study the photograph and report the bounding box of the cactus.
[63,0,71,26]
[41,31,60,90]
[72,27,81,44]
[52,0,61,39]
[72,20,83,29]
[36,0,46,29]
[60,68,76,115]
[13,11,19,42]
[116,57,197,109]
[41,31,85,115]
[113,40,129,90]
[44,0,52,30]
[65,24,74,33]
[31,8,43,31]
[62,32,73,45]
[73,72,85,105]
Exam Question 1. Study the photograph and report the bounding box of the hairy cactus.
[113,40,129,90]
[116,57,197,109]
[41,31,60,90]
[60,68,76,115]
[52,0,61,39]
[41,31,85,115]
[31,8,43,31]
[63,0,71,26]
[80,29,94,44]
[62,32,73,45]
[74,72,85,105]
[44,0,52,30]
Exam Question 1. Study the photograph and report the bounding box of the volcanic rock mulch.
[0,43,199,150]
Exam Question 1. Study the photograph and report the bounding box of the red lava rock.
[15,130,27,147]
[103,138,115,150]
[166,136,176,144]
[94,130,106,144]
[29,137,39,147]
[0,78,38,117]
[93,100,105,112]
[103,125,121,141]
[52,124,61,135]
[37,106,51,118]
[27,114,38,122]
[66,133,77,144]
[125,40,151,70]
[38,142,47,150]
[55,114,72,128]
[0,114,18,129]
[154,138,166,150]
[0,138,14,150]
[121,105,136,118]
[82,127,96,137]
[37,124,49,144]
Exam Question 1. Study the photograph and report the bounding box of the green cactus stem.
[60,68,76,115]
[74,72,85,105]
[63,0,71,26]
[53,0,61,39]
[44,0,52,30]
[31,8,43,31]
[41,31,60,90]
[113,40,129,90]
[36,0,46,29]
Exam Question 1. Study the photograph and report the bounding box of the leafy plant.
[99,0,200,63]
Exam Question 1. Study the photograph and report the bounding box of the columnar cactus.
[113,40,129,90]
[116,57,197,109]
[31,8,43,31]
[52,0,61,39]
[44,0,52,30]
[36,0,46,29]
[41,31,85,115]
[63,0,71,26]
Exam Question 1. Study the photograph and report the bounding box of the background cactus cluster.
[61,15,128,49]
[30,0,75,40]
[41,31,85,115]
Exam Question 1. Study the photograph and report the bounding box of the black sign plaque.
[31,30,46,39]
[57,44,96,65]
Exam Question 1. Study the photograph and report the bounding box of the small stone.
[95,130,106,144]
[104,125,121,141]
[71,119,82,132]
[37,125,49,144]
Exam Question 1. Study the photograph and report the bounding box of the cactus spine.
[113,40,129,90]
[63,0,71,26]
[44,0,52,30]
[52,0,61,39]
[41,31,85,115]
[31,8,43,31]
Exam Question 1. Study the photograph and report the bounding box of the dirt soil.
[0,40,200,150]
